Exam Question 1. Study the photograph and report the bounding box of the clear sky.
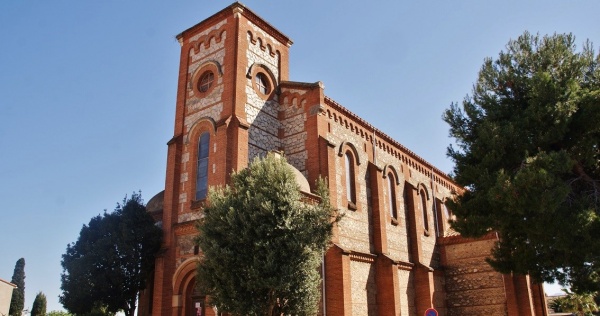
[1,0,598,312]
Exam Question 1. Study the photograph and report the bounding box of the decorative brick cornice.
[331,243,377,263]
[349,252,376,264]
[238,3,293,47]
[176,2,293,47]
[189,27,226,54]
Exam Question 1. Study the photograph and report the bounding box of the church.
[139,3,548,315]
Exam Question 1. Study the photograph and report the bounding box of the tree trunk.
[124,303,136,316]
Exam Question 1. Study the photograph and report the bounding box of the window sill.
[347,201,357,211]
[191,199,207,210]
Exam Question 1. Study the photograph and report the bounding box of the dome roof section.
[146,190,164,214]
[287,162,310,194]
[269,151,310,194]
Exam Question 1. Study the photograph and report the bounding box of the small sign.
[424,308,438,316]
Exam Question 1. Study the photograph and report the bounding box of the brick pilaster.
[375,256,401,316]
[414,265,434,314]
[515,274,535,316]
[368,162,387,254]
[325,246,352,316]
[531,282,548,316]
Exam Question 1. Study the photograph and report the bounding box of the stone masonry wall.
[443,238,508,316]
[350,259,378,316]
[245,25,282,162]
[398,268,416,316]
[280,91,308,175]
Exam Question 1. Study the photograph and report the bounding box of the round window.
[198,71,214,93]
[255,72,270,95]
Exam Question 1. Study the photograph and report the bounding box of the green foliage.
[31,292,47,316]
[77,305,115,316]
[196,154,340,316]
[60,192,162,316]
[9,258,25,316]
[46,311,72,316]
[45,305,113,316]
[443,32,600,291]
[550,289,598,316]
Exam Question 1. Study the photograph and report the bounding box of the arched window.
[420,189,429,233]
[196,132,210,200]
[345,151,356,206]
[388,173,397,220]
[444,203,452,219]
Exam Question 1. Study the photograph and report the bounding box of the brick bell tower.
[148,3,294,316]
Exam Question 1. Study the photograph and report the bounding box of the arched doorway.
[173,258,220,316]
[185,278,205,316]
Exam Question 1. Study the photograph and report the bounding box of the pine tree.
[30,292,46,316]
[8,258,25,316]
[444,32,600,291]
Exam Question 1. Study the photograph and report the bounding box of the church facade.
[140,3,548,315]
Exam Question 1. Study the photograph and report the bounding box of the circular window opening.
[198,71,214,93]
[255,72,270,95]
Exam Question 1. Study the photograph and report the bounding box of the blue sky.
[1,0,598,312]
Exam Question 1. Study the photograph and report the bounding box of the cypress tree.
[31,292,47,316]
[8,258,25,316]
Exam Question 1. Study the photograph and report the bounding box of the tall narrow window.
[345,152,356,206]
[420,189,429,233]
[388,173,397,219]
[444,203,452,219]
[196,132,210,200]
[433,199,441,237]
